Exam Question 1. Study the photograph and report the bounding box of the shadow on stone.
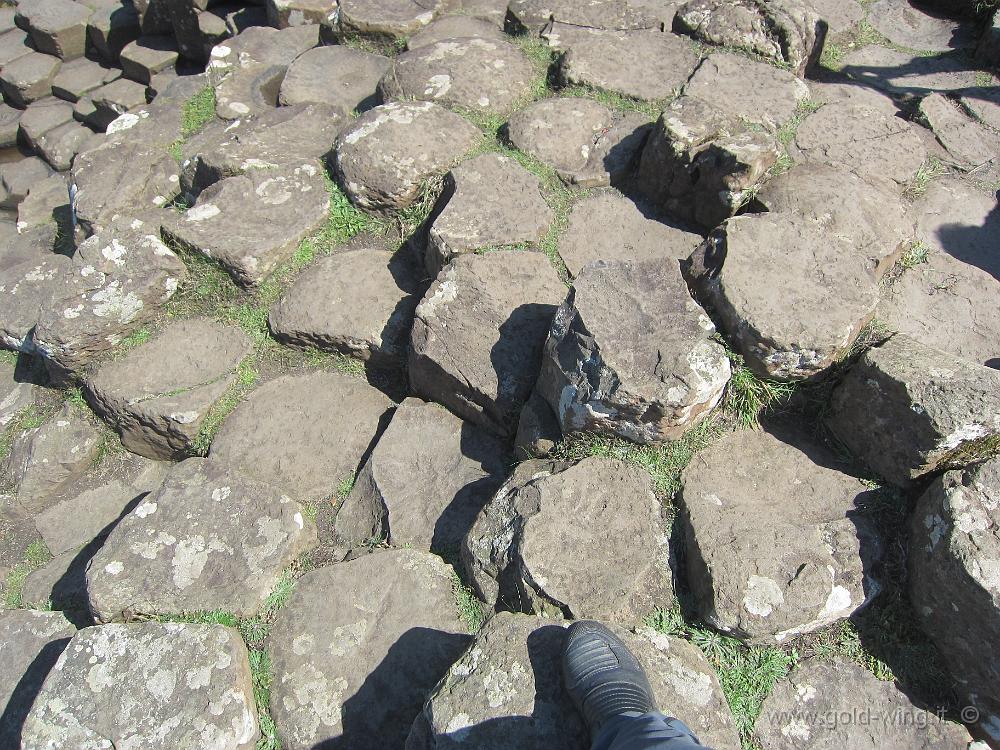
[0,636,71,747]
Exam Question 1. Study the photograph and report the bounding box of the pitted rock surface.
[335,397,508,551]
[268,549,471,750]
[279,45,390,113]
[380,36,536,114]
[33,455,170,556]
[0,52,61,108]
[507,97,652,188]
[426,153,553,276]
[406,15,506,48]
[30,217,187,379]
[180,102,345,195]
[87,457,317,620]
[336,0,448,39]
[881,250,1000,370]
[635,95,781,229]
[210,370,394,504]
[754,658,972,748]
[3,403,101,512]
[537,259,729,443]
[686,213,880,381]
[681,430,880,644]
[910,459,1000,738]
[162,162,329,288]
[756,163,913,278]
[409,250,565,438]
[409,612,739,750]
[16,0,92,61]
[868,0,976,53]
[558,191,702,277]
[0,609,75,749]
[827,334,1000,486]
[793,101,928,185]
[507,0,667,33]
[20,621,260,750]
[266,0,340,31]
[920,91,1000,170]
[86,319,253,460]
[559,29,700,101]
[674,0,826,75]
[463,457,673,622]
[206,25,318,79]
[684,52,810,130]
[269,242,425,366]
[334,101,481,216]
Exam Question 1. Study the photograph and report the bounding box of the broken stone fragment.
[536,258,730,443]
[827,334,1000,487]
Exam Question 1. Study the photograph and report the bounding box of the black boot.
[562,620,658,739]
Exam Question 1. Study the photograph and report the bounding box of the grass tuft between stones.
[3,541,52,609]
[723,353,797,430]
[168,85,218,162]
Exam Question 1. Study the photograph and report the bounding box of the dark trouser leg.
[591,711,710,750]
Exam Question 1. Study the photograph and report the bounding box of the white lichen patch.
[743,575,785,618]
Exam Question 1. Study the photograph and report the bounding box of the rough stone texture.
[269,244,425,366]
[0,27,32,67]
[537,259,729,443]
[0,157,54,211]
[754,658,972,748]
[827,334,1000,486]
[801,0,862,32]
[86,457,316,620]
[841,45,980,97]
[15,0,92,60]
[684,52,810,130]
[0,52,59,109]
[19,99,75,152]
[34,119,98,172]
[268,549,471,750]
[380,36,535,114]
[213,62,285,120]
[558,192,702,278]
[336,0,448,39]
[30,217,188,380]
[868,0,976,53]
[919,92,1000,170]
[15,174,71,242]
[180,103,344,196]
[210,370,394,503]
[409,250,565,438]
[33,456,170,556]
[0,609,75,749]
[3,404,101,511]
[681,430,879,644]
[266,0,339,31]
[514,389,562,458]
[279,45,390,114]
[881,250,1000,371]
[426,153,553,276]
[506,97,652,188]
[409,612,739,750]
[0,360,37,429]
[674,0,826,76]
[0,102,20,147]
[508,0,667,33]
[756,163,913,278]
[559,29,700,101]
[86,319,254,460]
[162,162,329,288]
[71,129,181,234]
[910,459,1000,744]
[914,179,998,279]
[334,101,481,216]
[206,24,318,80]
[686,213,880,380]
[0,254,71,352]
[20,622,260,750]
[463,457,672,622]
[635,95,781,229]
[85,76,149,131]
[86,0,142,63]
[120,35,178,84]
[406,14,506,48]
[335,397,507,550]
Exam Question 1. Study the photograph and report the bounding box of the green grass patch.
[0,350,18,367]
[903,157,946,200]
[0,404,49,466]
[64,386,89,411]
[776,99,821,146]
[558,84,666,120]
[647,606,795,746]
[3,540,52,608]
[724,353,797,430]
[336,476,355,500]
[167,85,217,163]
[452,570,486,633]
[190,356,259,455]
[549,416,724,502]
